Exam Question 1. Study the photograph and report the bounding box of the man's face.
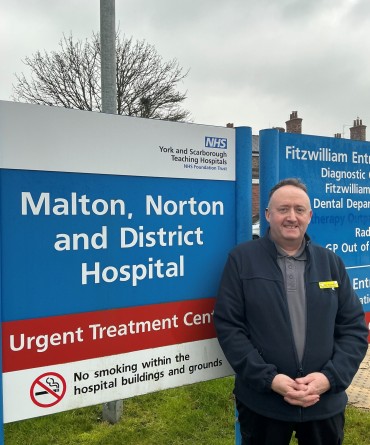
[265,185,313,247]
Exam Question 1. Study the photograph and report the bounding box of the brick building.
[350,118,367,141]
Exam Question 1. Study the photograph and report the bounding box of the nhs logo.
[205,136,227,149]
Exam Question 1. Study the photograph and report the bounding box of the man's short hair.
[268,178,308,201]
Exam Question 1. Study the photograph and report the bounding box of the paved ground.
[347,345,370,410]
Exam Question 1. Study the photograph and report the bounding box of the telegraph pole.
[100,0,116,114]
[100,0,121,423]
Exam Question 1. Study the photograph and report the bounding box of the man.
[214,178,368,445]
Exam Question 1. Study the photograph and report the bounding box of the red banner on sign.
[2,298,217,373]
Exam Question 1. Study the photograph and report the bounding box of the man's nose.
[286,208,298,218]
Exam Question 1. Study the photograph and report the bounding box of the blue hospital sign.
[260,130,370,339]
[0,101,250,424]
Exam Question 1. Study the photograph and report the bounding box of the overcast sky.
[2,0,370,138]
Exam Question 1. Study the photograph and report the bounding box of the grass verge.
[4,377,370,444]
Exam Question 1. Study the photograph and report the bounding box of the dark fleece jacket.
[214,234,368,422]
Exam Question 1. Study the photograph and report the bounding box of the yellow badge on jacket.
[319,281,339,289]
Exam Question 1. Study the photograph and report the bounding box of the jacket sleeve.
[321,256,368,393]
[213,253,278,393]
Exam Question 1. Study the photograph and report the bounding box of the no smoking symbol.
[30,372,67,408]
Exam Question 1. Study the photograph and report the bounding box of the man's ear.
[308,210,313,223]
[265,207,270,222]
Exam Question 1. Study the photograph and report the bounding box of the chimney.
[226,123,234,128]
[334,133,342,139]
[350,118,366,141]
[286,111,302,134]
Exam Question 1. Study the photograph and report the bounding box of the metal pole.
[100,0,121,423]
[100,0,116,114]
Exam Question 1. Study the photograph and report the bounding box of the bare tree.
[12,32,191,121]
